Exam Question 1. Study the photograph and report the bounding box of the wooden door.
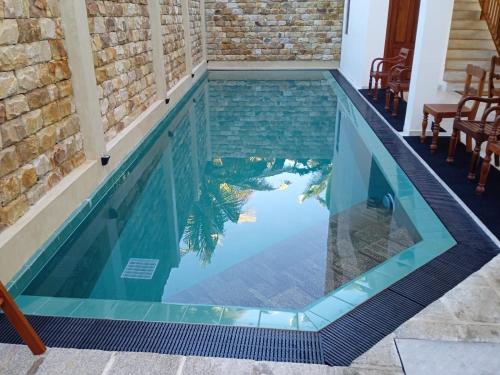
[384,0,421,63]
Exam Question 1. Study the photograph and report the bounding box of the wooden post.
[0,282,46,355]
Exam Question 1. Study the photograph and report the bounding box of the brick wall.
[205,0,343,61]
[160,0,186,91]
[0,0,85,228]
[189,0,203,66]
[86,0,157,141]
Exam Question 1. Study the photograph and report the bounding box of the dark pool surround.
[0,70,498,366]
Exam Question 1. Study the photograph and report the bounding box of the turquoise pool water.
[12,71,456,331]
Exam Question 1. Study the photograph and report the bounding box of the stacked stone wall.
[0,0,85,228]
[86,0,157,141]
[160,0,186,91]
[205,0,343,61]
[189,0,203,66]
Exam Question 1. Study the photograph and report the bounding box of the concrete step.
[450,29,493,40]
[448,39,496,50]
[447,49,497,59]
[451,20,490,31]
[445,58,492,70]
[452,10,482,20]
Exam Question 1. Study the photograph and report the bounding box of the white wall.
[404,0,454,134]
[340,0,390,89]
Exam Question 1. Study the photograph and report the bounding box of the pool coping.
[1,69,498,366]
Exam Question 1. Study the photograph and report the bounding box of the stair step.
[453,1,482,11]
[452,10,482,20]
[451,20,490,30]
[448,39,496,49]
[447,49,497,59]
[445,59,492,70]
[450,29,493,40]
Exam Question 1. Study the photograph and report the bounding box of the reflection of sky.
[162,171,331,299]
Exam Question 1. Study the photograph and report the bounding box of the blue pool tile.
[181,305,224,325]
[220,307,260,328]
[15,295,49,314]
[35,298,83,316]
[110,301,152,321]
[258,310,298,330]
[332,281,376,306]
[297,313,319,331]
[303,311,330,330]
[143,303,188,323]
[307,296,354,322]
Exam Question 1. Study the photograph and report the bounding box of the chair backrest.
[463,64,487,118]
[489,56,500,98]
[398,48,411,64]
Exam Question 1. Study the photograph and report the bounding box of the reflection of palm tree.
[299,164,333,207]
[182,157,332,263]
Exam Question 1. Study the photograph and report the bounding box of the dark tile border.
[0,70,498,366]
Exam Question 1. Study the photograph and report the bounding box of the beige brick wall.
[160,0,186,91]
[189,0,203,66]
[86,0,157,141]
[205,0,343,61]
[0,0,85,228]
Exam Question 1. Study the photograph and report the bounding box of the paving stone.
[396,339,500,375]
[107,352,183,375]
[252,361,335,374]
[335,367,404,375]
[181,356,257,374]
[35,348,112,375]
[395,319,467,342]
[0,343,45,375]
[351,334,402,370]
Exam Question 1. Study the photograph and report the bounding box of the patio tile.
[0,344,45,375]
[252,361,335,374]
[396,339,500,375]
[35,348,112,375]
[395,320,467,342]
[440,285,500,324]
[461,323,500,343]
[351,334,402,369]
[107,352,183,374]
[181,356,256,374]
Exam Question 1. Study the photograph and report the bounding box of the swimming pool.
[10,71,456,331]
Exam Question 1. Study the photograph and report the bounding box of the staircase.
[444,0,497,92]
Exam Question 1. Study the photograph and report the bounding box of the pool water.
[14,71,456,331]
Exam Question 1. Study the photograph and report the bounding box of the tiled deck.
[1,253,499,374]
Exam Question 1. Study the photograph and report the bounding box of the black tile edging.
[0,70,498,367]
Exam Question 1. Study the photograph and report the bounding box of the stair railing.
[0,282,46,355]
[479,0,500,53]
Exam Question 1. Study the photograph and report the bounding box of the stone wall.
[160,0,186,91]
[205,0,343,61]
[189,0,203,66]
[86,0,157,141]
[0,0,85,228]
[208,79,337,159]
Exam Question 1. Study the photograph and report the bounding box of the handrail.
[479,0,500,53]
[0,282,46,355]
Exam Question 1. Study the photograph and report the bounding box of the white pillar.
[339,0,389,89]
[181,0,194,76]
[148,0,168,99]
[403,0,454,135]
[59,0,106,160]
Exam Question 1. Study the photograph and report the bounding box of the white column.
[403,0,454,135]
[148,0,168,99]
[59,0,106,160]
[181,0,194,76]
[339,0,389,89]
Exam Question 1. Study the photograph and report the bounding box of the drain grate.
[121,258,159,280]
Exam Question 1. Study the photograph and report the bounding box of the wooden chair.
[0,282,46,355]
[476,115,500,195]
[447,97,500,181]
[488,56,500,100]
[421,65,487,153]
[369,48,411,101]
[384,64,412,117]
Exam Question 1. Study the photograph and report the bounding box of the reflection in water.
[23,77,421,310]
